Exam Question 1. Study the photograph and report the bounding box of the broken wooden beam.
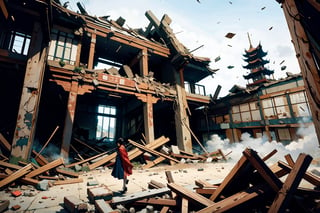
[56,168,79,177]
[134,197,177,206]
[167,183,214,208]
[128,139,179,163]
[0,164,33,189]
[269,153,313,212]
[26,158,64,178]
[0,133,11,152]
[53,178,83,185]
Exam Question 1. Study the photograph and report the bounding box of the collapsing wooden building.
[0,0,215,162]
[194,41,313,143]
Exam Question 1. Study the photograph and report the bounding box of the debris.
[227,65,234,69]
[214,56,221,62]
[225,32,236,39]
[64,195,88,213]
[11,190,22,197]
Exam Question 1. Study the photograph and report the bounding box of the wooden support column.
[136,94,158,144]
[139,48,148,77]
[10,22,48,162]
[61,79,78,159]
[279,0,320,145]
[87,33,96,70]
[174,84,192,153]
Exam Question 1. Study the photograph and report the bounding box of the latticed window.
[96,105,116,142]
[7,31,31,55]
[48,29,77,65]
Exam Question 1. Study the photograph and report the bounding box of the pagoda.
[242,34,274,87]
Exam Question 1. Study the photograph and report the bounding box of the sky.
[65,0,301,97]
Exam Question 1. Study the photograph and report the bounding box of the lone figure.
[111,138,133,193]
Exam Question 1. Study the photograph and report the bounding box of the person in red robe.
[111,137,133,193]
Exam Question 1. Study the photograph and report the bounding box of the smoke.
[205,124,319,165]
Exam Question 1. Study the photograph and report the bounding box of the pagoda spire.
[242,39,274,87]
[247,32,252,49]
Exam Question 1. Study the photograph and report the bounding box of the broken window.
[277,128,291,141]
[8,31,31,55]
[96,105,116,142]
[231,101,261,123]
[290,91,311,117]
[184,82,206,96]
[48,29,78,65]
[274,96,290,118]
[262,98,276,119]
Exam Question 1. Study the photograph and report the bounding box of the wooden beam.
[269,153,313,212]
[167,183,214,207]
[278,160,320,187]
[209,155,250,201]
[0,161,22,170]
[26,158,64,178]
[0,164,32,188]
[0,133,10,151]
[65,151,108,168]
[181,197,189,213]
[56,168,79,177]
[53,178,83,185]
[134,198,177,206]
[242,148,282,192]
[128,139,179,163]
[197,184,269,213]
[32,150,49,166]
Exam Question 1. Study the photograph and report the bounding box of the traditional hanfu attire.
[111,144,133,180]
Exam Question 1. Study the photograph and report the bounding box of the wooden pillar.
[87,33,96,70]
[10,22,48,162]
[139,48,148,76]
[136,94,158,144]
[174,84,193,153]
[279,0,320,145]
[61,79,78,159]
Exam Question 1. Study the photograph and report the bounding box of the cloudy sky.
[65,0,300,97]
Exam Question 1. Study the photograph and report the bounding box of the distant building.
[194,42,312,144]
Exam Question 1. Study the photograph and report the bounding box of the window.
[290,91,311,117]
[96,105,116,142]
[262,98,276,119]
[8,31,31,55]
[231,101,261,123]
[48,29,78,65]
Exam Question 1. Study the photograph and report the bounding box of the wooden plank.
[53,178,83,185]
[56,168,79,177]
[0,133,10,151]
[65,151,108,168]
[32,150,49,166]
[128,139,179,163]
[128,136,170,161]
[195,179,218,189]
[0,164,32,188]
[262,149,277,161]
[269,153,313,212]
[160,206,170,213]
[165,171,174,183]
[278,160,320,187]
[167,183,214,207]
[0,173,39,185]
[209,155,251,201]
[148,180,166,189]
[88,153,117,170]
[111,187,171,206]
[26,158,64,178]
[284,154,295,166]
[195,188,216,195]
[143,156,166,169]
[134,198,177,206]
[0,161,22,170]
[197,184,269,213]
[242,148,282,192]
[181,197,188,213]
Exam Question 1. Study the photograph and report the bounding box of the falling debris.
[281,65,287,70]
[269,26,273,30]
[214,56,221,62]
[261,6,266,10]
[280,59,285,65]
[227,65,235,69]
[229,1,233,4]
[196,0,201,3]
[225,32,236,39]
[227,44,232,47]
